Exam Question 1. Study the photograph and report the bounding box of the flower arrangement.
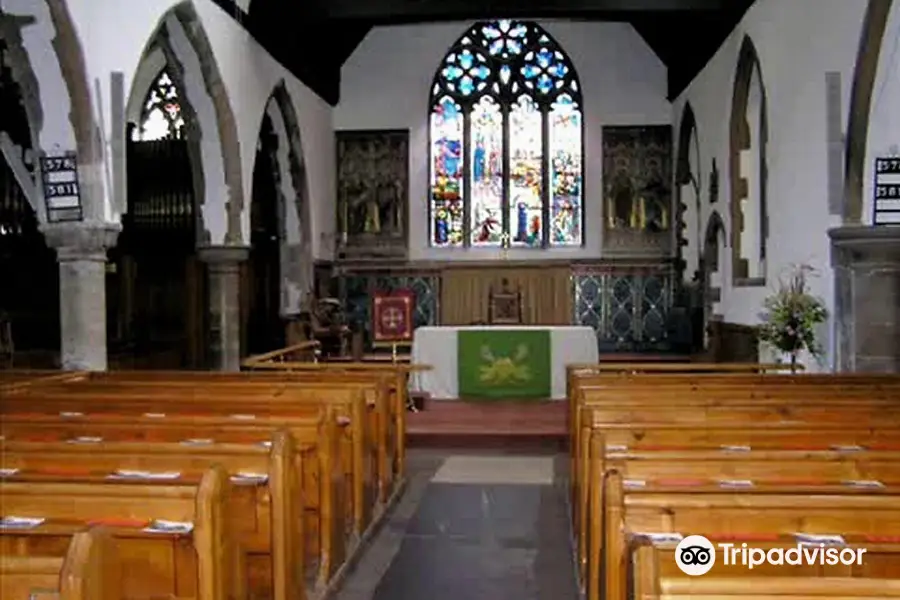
[757,264,829,372]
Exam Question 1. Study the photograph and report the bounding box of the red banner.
[372,290,415,344]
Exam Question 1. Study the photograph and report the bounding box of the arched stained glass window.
[134,69,185,142]
[429,20,584,248]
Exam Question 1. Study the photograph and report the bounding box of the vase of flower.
[758,265,829,373]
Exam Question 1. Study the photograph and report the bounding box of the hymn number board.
[40,152,83,223]
[874,157,900,225]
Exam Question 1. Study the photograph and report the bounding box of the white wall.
[336,21,670,261]
[672,0,868,370]
[865,0,900,222]
[13,0,334,256]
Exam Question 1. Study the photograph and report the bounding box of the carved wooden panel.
[602,125,673,257]
[336,130,409,258]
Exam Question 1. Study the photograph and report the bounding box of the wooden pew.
[597,471,900,600]
[0,430,309,600]
[0,465,244,600]
[0,411,347,590]
[3,383,378,539]
[75,366,406,502]
[58,370,404,500]
[0,527,118,600]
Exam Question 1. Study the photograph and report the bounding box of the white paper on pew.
[718,479,755,488]
[632,532,683,544]
[842,479,885,489]
[110,470,181,480]
[143,520,193,534]
[230,414,257,420]
[606,444,628,452]
[67,436,102,444]
[337,416,352,426]
[231,472,269,484]
[720,445,751,453]
[623,479,647,489]
[831,444,865,453]
[257,440,273,449]
[59,411,84,418]
[143,412,166,418]
[794,533,845,546]
[0,516,45,530]
[0,468,19,477]
[180,438,214,446]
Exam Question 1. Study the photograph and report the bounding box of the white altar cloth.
[409,325,598,400]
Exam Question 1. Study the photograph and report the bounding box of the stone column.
[41,221,121,371]
[829,225,900,372]
[198,246,249,371]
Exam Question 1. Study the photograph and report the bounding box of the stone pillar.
[41,221,121,371]
[198,246,249,371]
[829,225,900,372]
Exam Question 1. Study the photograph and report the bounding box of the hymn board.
[874,157,900,225]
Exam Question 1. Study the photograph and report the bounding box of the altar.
[409,326,598,400]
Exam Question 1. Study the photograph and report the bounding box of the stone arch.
[728,35,768,286]
[126,1,244,246]
[258,82,312,314]
[845,0,894,224]
[702,211,727,328]
[675,102,701,281]
[0,0,101,220]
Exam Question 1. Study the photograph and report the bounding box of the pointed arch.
[428,20,584,249]
[729,35,768,286]
[257,81,313,314]
[845,0,894,224]
[675,102,701,279]
[702,210,728,326]
[126,1,244,246]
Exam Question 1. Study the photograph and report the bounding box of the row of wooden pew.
[566,364,900,600]
[0,365,414,600]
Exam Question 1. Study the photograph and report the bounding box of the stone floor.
[332,449,579,600]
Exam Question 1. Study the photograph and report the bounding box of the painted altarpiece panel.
[336,130,409,258]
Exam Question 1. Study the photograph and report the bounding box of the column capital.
[198,245,250,271]
[40,221,121,262]
[829,225,900,267]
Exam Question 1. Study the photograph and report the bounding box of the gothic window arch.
[429,20,584,248]
[729,36,768,285]
[133,69,185,142]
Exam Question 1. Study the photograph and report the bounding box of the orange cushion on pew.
[707,533,781,542]
[86,518,149,528]
[35,468,96,476]
[654,479,706,487]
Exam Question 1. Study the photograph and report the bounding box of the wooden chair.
[488,278,523,324]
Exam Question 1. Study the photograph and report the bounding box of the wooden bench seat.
[2,388,378,539]
[0,465,242,600]
[66,368,410,480]
[595,472,900,600]
[0,430,312,600]
[7,379,394,507]
[0,527,117,600]
[639,574,900,599]
[0,411,349,584]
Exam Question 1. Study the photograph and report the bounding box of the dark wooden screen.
[0,40,59,363]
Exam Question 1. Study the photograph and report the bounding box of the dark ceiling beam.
[315,0,736,21]
[205,0,345,105]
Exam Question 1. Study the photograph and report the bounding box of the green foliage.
[757,264,829,357]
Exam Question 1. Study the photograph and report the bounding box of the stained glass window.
[134,69,185,142]
[428,20,583,248]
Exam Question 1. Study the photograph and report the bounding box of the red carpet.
[406,399,567,450]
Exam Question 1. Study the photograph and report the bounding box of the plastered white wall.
[335,21,670,261]
[865,0,900,221]
[29,0,334,256]
[672,0,868,370]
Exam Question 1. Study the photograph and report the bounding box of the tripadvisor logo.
[675,535,867,576]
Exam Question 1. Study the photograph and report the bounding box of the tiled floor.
[332,449,579,600]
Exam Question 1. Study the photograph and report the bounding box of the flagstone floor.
[331,449,579,600]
